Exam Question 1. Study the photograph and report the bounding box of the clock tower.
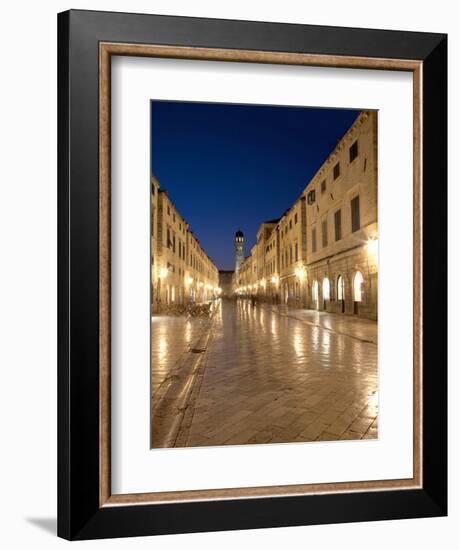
[235,229,244,272]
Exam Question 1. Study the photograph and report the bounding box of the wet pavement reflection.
[152,299,378,447]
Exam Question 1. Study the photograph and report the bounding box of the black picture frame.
[58,9,447,540]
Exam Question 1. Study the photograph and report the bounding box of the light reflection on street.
[152,299,378,446]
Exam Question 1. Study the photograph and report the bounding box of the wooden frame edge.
[100,43,111,506]
[99,42,423,507]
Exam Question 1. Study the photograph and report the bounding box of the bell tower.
[235,229,244,272]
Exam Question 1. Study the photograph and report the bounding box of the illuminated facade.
[234,229,244,272]
[233,111,378,320]
[304,110,378,319]
[151,175,219,313]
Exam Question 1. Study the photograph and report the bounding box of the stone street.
[151,299,378,448]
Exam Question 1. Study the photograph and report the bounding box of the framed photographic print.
[58,9,447,540]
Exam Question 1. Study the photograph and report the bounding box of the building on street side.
[151,175,220,313]
[264,223,280,302]
[304,110,377,319]
[278,197,308,307]
[233,110,378,320]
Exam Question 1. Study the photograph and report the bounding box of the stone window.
[167,205,170,216]
[167,227,171,248]
[333,162,340,180]
[349,140,358,163]
[294,212,298,224]
[289,219,292,230]
[321,180,326,194]
[334,209,342,241]
[295,242,298,261]
[351,195,361,232]
[322,220,328,248]
[312,227,317,253]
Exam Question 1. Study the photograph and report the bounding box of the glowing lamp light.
[199,281,204,288]
[271,275,279,286]
[295,266,306,281]
[185,276,193,286]
[367,238,378,260]
[158,267,169,279]
[260,279,266,289]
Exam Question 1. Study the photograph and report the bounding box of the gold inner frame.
[99,42,423,507]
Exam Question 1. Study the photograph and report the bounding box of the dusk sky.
[151,101,360,271]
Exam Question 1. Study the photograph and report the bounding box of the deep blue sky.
[151,101,359,271]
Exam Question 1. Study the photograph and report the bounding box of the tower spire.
[235,229,244,272]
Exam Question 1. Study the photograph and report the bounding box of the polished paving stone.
[151,299,378,448]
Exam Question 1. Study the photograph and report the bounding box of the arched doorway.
[312,280,319,309]
[353,271,364,313]
[322,277,330,310]
[337,275,345,312]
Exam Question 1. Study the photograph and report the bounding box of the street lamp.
[158,266,169,279]
[367,237,378,262]
[294,266,306,281]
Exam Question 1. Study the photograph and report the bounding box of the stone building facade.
[235,254,253,294]
[233,111,378,320]
[151,175,219,313]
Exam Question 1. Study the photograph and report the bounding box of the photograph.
[150,101,378,449]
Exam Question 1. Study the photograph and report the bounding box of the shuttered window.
[334,209,342,241]
[351,196,360,233]
[322,220,328,248]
